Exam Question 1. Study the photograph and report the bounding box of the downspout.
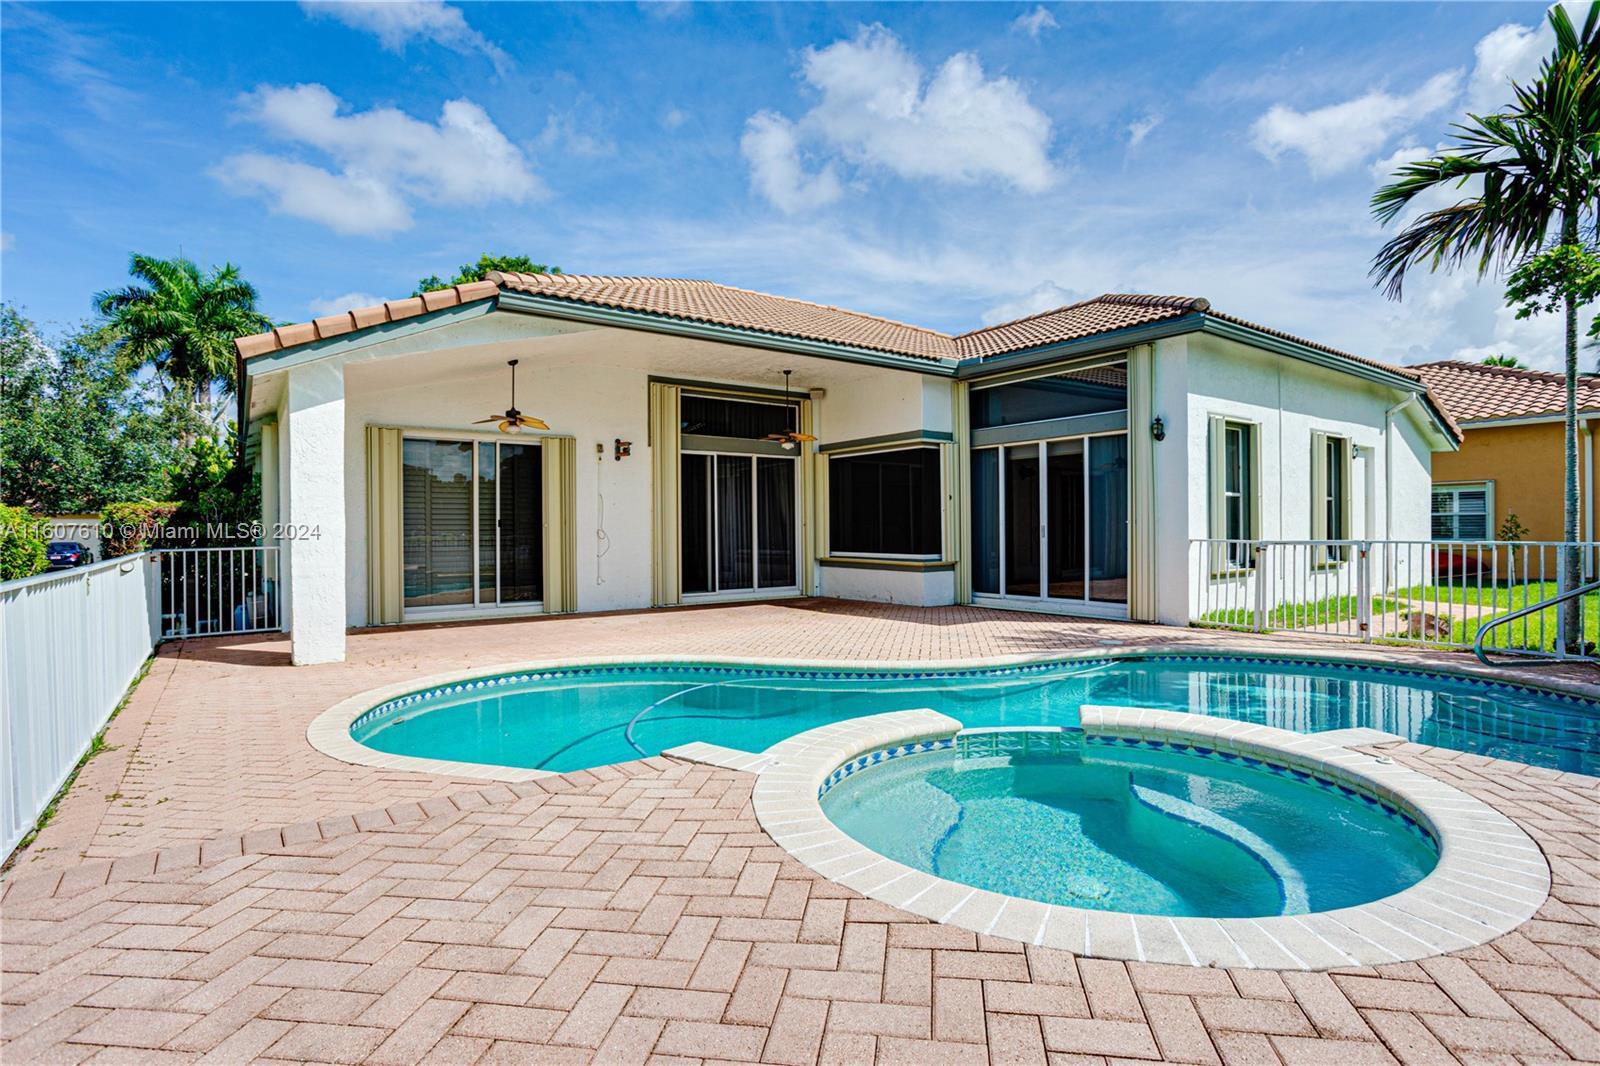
[1383,394,1416,540]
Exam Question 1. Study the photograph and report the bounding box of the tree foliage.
[0,504,48,581]
[415,254,561,295]
[1479,354,1527,367]
[0,305,191,513]
[94,253,271,420]
[1504,243,1600,342]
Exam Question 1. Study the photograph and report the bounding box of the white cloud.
[1466,20,1547,114]
[300,1,510,74]
[214,84,539,237]
[0,232,12,252]
[741,112,843,213]
[1127,113,1161,148]
[661,107,688,131]
[1011,6,1058,40]
[308,291,383,317]
[742,25,1056,212]
[1250,71,1461,177]
[981,281,1078,325]
[538,110,615,158]
[1450,301,1566,373]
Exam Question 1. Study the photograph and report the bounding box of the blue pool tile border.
[815,730,1440,852]
[350,652,1599,739]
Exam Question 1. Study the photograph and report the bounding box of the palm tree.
[1371,1,1599,652]
[1480,354,1527,368]
[96,254,271,421]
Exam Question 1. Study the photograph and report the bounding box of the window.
[1312,433,1351,561]
[681,395,797,440]
[1432,483,1490,541]
[970,362,1127,430]
[1208,418,1256,569]
[403,437,541,611]
[828,447,942,557]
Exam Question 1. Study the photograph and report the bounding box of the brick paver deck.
[2,601,1596,1064]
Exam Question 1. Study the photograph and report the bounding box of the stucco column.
[1150,335,1191,625]
[284,361,347,665]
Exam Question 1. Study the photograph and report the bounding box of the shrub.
[0,504,49,581]
[101,501,179,557]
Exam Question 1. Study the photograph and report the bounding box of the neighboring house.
[44,514,101,562]
[1410,361,1600,544]
[235,273,1458,664]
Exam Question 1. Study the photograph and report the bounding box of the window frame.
[1311,431,1352,563]
[399,429,545,617]
[1431,481,1495,543]
[824,443,946,561]
[1207,416,1260,573]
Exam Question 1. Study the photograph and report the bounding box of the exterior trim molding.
[819,430,953,454]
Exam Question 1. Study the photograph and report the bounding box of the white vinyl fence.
[1189,538,1600,661]
[0,555,160,858]
[2,547,285,860]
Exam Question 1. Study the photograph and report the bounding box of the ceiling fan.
[763,370,817,449]
[473,359,549,434]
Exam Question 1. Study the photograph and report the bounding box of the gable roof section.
[232,272,1457,441]
[1410,360,1600,424]
[954,294,1208,358]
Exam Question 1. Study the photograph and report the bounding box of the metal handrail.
[1474,578,1600,665]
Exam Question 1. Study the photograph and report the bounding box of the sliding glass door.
[403,436,541,614]
[681,452,797,596]
[971,432,1127,610]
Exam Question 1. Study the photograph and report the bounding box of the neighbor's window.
[1432,483,1490,541]
[829,447,942,557]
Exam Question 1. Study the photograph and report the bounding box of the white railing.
[156,547,282,639]
[0,555,160,858]
[1189,539,1599,661]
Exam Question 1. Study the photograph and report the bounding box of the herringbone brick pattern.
[8,600,1595,878]
[3,745,1598,1065]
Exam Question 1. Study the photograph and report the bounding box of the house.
[234,273,1459,664]
[1411,360,1600,544]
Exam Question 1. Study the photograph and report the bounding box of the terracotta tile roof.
[231,275,1458,438]
[954,294,1209,359]
[491,271,957,360]
[1409,360,1600,424]
[234,280,501,359]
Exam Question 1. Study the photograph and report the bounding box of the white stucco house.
[235,272,1459,665]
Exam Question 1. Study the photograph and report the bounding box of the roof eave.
[1196,316,1461,446]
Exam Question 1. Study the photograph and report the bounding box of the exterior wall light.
[1150,416,1166,442]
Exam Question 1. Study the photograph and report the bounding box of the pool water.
[819,733,1440,918]
[351,656,1600,776]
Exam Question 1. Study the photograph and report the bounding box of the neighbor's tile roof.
[1410,360,1600,423]
[232,274,1457,437]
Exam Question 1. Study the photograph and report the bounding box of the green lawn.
[1198,578,1597,653]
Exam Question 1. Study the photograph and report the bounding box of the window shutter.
[649,383,682,606]
[1310,431,1328,542]
[541,437,577,613]
[364,426,403,625]
[1207,415,1227,572]
[1337,437,1353,539]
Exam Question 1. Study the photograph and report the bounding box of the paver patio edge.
[0,755,684,905]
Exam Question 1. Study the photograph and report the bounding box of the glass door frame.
[972,427,1129,619]
[680,448,802,601]
[400,430,545,621]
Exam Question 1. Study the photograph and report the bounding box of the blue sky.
[0,1,1570,370]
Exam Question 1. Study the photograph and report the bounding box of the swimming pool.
[347,654,1599,776]
[820,729,1439,918]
